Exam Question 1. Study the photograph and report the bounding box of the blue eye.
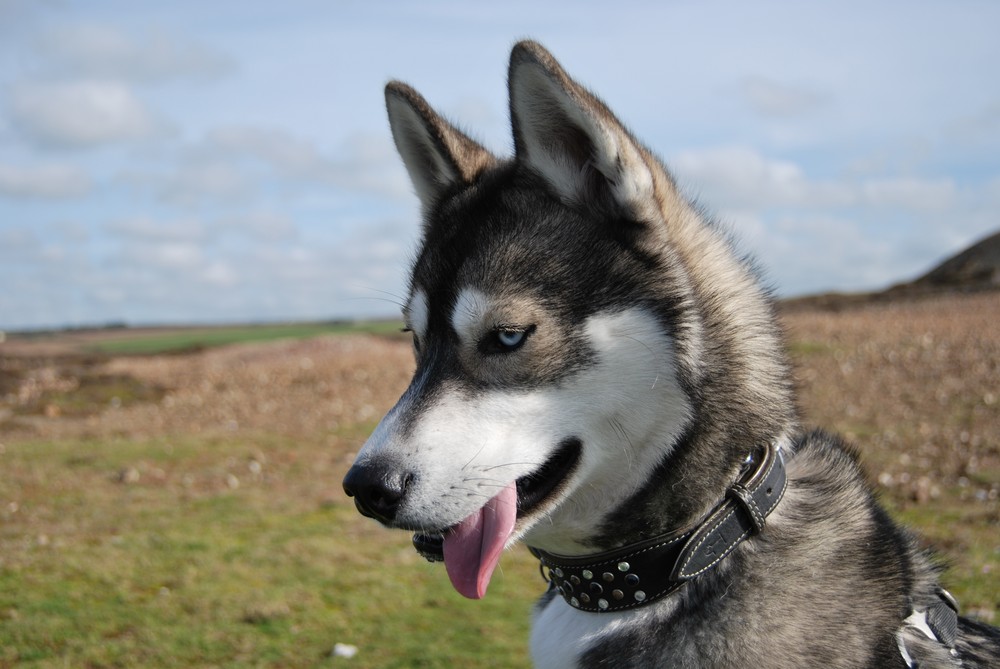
[481,325,534,355]
[497,330,525,349]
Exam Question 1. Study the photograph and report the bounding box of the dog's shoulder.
[781,430,1000,667]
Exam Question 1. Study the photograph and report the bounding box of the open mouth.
[412,437,582,562]
[513,437,582,513]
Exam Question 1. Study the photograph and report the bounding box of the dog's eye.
[481,325,534,355]
[498,330,524,348]
[401,327,421,353]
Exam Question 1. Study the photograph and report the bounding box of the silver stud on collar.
[535,554,649,612]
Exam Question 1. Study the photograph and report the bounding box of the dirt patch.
[783,292,999,502]
[2,293,997,503]
[1,335,413,442]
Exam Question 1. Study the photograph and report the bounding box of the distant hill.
[782,228,1000,311]
[899,229,1000,291]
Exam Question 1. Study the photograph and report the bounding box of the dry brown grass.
[1,292,997,626]
[783,292,999,500]
[1,335,413,442]
[782,292,999,621]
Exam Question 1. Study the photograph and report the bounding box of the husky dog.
[342,41,1000,668]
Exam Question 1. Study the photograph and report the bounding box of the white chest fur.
[530,595,676,668]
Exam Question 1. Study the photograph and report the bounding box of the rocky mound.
[783,228,1000,311]
[904,229,1000,291]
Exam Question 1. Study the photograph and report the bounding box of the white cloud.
[759,214,899,294]
[10,80,164,147]
[104,212,300,246]
[125,126,412,207]
[987,175,1000,204]
[155,162,250,206]
[672,146,965,215]
[46,219,90,243]
[0,162,91,198]
[205,126,412,198]
[36,22,235,83]
[1,2,996,330]
[671,146,853,210]
[104,216,208,244]
[216,211,298,242]
[206,126,329,178]
[335,133,413,201]
[741,76,828,118]
[861,177,956,211]
[201,260,239,287]
[666,145,998,297]
[127,240,204,270]
[0,226,40,260]
[0,0,48,34]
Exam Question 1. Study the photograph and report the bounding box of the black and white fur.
[342,41,1000,668]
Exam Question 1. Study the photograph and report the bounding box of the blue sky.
[1,1,998,330]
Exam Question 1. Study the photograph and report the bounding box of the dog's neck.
[526,440,788,613]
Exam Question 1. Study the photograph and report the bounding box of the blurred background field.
[1,293,998,668]
[3,5,998,667]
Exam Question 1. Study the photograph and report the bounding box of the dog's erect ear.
[508,41,657,220]
[385,82,496,212]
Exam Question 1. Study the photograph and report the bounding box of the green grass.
[0,431,540,668]
[36,373,167,416]
[886,495,1000,621]
[85,321,405,356]
[0,432,994,667]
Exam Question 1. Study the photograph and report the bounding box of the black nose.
[342,463,413,525]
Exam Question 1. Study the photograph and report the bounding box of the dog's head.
[342,41,786,600]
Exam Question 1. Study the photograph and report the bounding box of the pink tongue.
[442,482,518,599]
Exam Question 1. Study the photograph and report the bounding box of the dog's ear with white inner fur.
[385,82,496,213]
[508,41,658,220]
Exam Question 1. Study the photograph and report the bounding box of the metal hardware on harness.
[528,442,787,613]
[896,587,961,668]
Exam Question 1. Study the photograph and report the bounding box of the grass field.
[82,321,406,356]
[0,294,997,667]
[0,429,540,668]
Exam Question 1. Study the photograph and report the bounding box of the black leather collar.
[528,441,787,613]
